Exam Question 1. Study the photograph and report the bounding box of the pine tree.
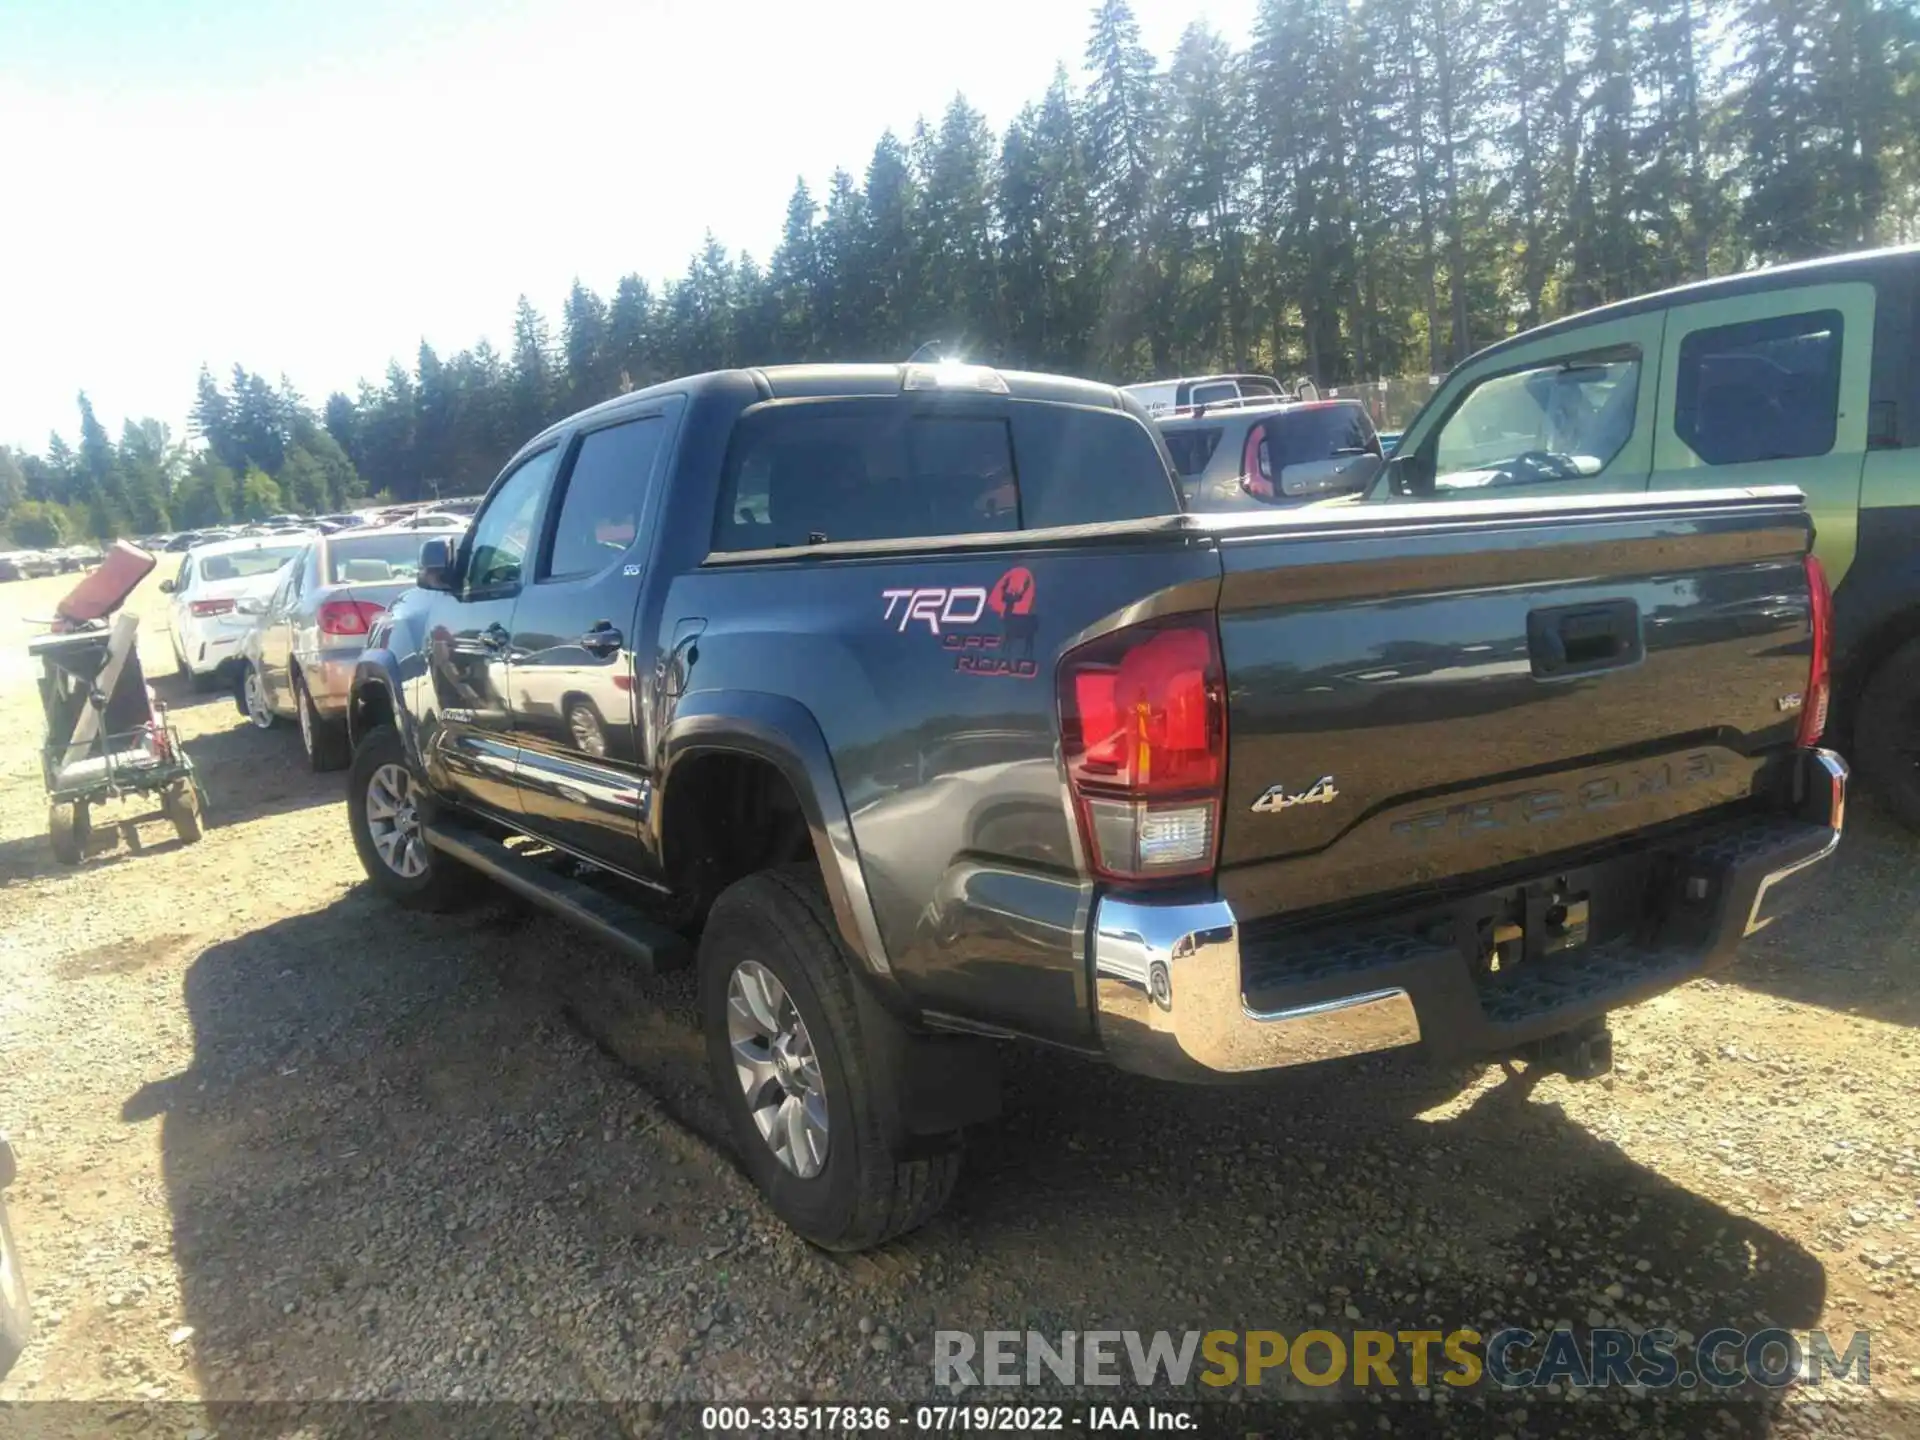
[769,179,821,361]
[510,295,558,438]
[561,280,613,402]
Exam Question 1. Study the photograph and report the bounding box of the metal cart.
[30,543,206,864]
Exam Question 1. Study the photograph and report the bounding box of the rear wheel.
[1856,636,1920,831]
[295,672,350,772]
[699,869,960,1250]
[347,724,481,911]
[162,780,203,844]
[48,800,90,865]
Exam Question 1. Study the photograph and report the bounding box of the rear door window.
[714,401,1177,549]
[1673,311,1843,464]
[543,416,668,579]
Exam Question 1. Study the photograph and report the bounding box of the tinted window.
[466,449,558,592]
[1009,405,1179,528]
[1188,382,1238,407]
[1162,427,1224,478]
[1431,354,1640,492]
[325,532,452,584]
[546,417,666,578]
[1675,311,1843,465]
[717,409,1017,550]
[1258,405,1378,471]
[715,401,1178,550]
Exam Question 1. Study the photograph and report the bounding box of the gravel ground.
[1,568,1918,1439]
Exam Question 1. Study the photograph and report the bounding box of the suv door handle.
[579,622,623,657]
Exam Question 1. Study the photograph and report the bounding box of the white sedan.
[162,534,313,688]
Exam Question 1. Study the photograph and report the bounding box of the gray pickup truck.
[343,362,1846,1250]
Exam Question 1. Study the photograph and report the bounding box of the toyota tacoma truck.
[344,361,1846,1251]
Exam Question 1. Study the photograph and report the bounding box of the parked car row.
[0,544,104,581]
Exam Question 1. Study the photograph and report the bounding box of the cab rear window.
[714,400,1178,550]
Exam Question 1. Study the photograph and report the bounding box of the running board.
[424,820,693,973]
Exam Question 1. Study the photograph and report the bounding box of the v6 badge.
[1251,775,1339,813]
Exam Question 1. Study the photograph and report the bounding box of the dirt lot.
[1,567,1918,1438]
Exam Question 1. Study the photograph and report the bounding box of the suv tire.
[699,868,960,1251]
[347,724,482,911]
[1856,636,1920,831]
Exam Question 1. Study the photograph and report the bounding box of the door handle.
[579,622,624,656]
[1527,600,1643,678]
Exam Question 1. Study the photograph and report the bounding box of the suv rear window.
[714,400,1177,550]
[1257,404,1379,472]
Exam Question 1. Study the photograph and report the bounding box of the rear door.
[257,559,304,711]
[1649,280,1876,586]
[422,447,560,818]
[505,397,682,874]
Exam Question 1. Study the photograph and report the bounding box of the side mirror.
[417,537,456,593]
[158,579,175,594]
[1278,451,1385,498]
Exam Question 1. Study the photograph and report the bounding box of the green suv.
[1375,244,1920,826]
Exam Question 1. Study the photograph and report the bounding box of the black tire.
[48,801,89,866]
[347,724,482,911]
[162,780,204,844]
[295,672,351,773]
[1856,636,1920,831]
[699,869,960,1250]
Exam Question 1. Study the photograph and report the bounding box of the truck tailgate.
[1209,488,1816,918]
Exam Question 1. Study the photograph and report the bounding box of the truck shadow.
[1724,793,1920,1029]
[125,896,1827,1429]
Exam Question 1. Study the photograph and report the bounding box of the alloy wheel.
[726,960,829,1178]
[364,763,428,879]
[244,667,274,729]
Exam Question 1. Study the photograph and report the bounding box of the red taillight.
[1799,553,1832,746]
[188,599,234,618]
[319,598,386,637]
[1240,427,1274,500]
[1058,614,1227,881]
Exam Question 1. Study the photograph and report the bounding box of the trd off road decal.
[880,567,1041,679]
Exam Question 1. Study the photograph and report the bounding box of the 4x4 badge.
[1251,775,1339,813]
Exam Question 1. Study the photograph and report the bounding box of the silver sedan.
[235,525,463,772]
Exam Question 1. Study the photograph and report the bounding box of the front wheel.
[699,869,960,1250]
[347,725,481,911]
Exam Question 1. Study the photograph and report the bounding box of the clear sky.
[0,0,1255,454]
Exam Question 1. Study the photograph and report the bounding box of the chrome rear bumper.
[1091,748,1847,1082]
[1093,898,1422,1078]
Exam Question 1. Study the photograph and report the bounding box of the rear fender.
[658,690,892,986]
